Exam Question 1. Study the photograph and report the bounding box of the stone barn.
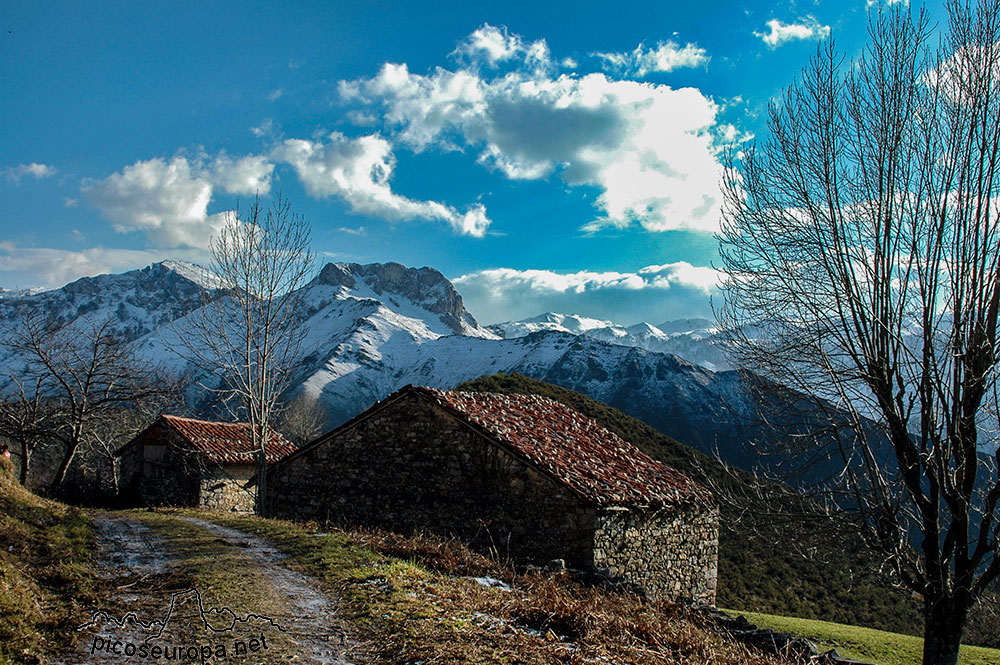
[267,386,719,603]
[116,414,297,512]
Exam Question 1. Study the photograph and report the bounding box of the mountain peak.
[315,262,482,335]
[656,318,714,335]
[155,260,224,290]
[626,322,667,337]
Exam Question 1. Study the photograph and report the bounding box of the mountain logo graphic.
[76,588,285,663]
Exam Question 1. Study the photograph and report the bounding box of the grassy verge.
[726,610,1000,665]
[0,458,101,665]
[199,511,788,665]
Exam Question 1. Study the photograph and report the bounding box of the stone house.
[116,414,297,512]
[267,385,719,603]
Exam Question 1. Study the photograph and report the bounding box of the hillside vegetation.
[0,458,100,665]
[0,456,784,665]
[200,511,787,665]
[455,374,926,637]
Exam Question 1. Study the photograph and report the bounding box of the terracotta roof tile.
[416,387,712,508]
[160,414,297,464]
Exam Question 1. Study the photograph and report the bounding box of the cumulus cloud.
[3,163,57,183]
[453,262,721,324]
[207,153,274,195]
[342,28,730,233]
[595,41,709,76]
[271,133,491,236]
[82,154,273,248]
[755,17,830,48]
[451,24,552,71]
[0,243,207,290]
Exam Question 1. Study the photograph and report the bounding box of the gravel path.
[69,513,357,665]
[180,516,353,664]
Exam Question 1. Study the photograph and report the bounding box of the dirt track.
[67,513,357,665]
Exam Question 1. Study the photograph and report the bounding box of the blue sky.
[1,0,927,325]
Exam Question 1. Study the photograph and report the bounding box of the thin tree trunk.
[18,441,29,484]
[50,441,79,494]
[922,593,969,665]
[256,445,268,517]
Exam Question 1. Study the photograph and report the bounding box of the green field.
[727,610,1000,665]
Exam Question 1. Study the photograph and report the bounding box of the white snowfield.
[489,312,729,371]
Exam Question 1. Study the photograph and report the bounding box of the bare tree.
[276,392,328,446]
[0,309,179,494]
[718,3,1000,663]
[174,194,314,515]
[0,374,53,485]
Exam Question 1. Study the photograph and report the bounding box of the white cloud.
[251,118,277,138]
[926,42,1000,105]
[342,33,729,233]
[638,262,721,291]
[451,24,552,71]
[82,154,273,248]
[3,162,57,183]
[0,244,207,290]
[207,153,274,195]
[755,17,831,48]
[271,132,491,236]
[595,41,709,76]
[453,262,721,324]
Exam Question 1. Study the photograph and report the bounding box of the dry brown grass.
[0,457,100,665]
[351,529,787,665]
[207,514,790,665]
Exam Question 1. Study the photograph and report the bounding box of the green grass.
[0,457,101,665]
[726,610,1000,665]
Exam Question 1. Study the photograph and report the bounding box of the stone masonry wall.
[199,463,256,512]
[268,394,597,567]
[594,503,718,604]
[268,391,719,602]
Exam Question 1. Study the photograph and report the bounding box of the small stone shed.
[267,386,719,603]
[116,415,297,512]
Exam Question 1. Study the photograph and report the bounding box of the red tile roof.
[416,386,712,508]
[162,415,297,464]
[117,415,297,464]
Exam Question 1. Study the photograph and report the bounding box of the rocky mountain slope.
[0,260,773,469]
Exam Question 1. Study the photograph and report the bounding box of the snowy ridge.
[0,260,769,468]
[490,312,731,371]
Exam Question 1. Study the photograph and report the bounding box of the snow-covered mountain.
[0,260,217,340]
[490,312,732,371]
[488,312,619,337]
[0,260,772,468]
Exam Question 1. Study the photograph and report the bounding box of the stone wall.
[118,429,257,512]
[594,503,718,604]
[267,391,719,603]
[199,463,256,512]
[268,393,596,566]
